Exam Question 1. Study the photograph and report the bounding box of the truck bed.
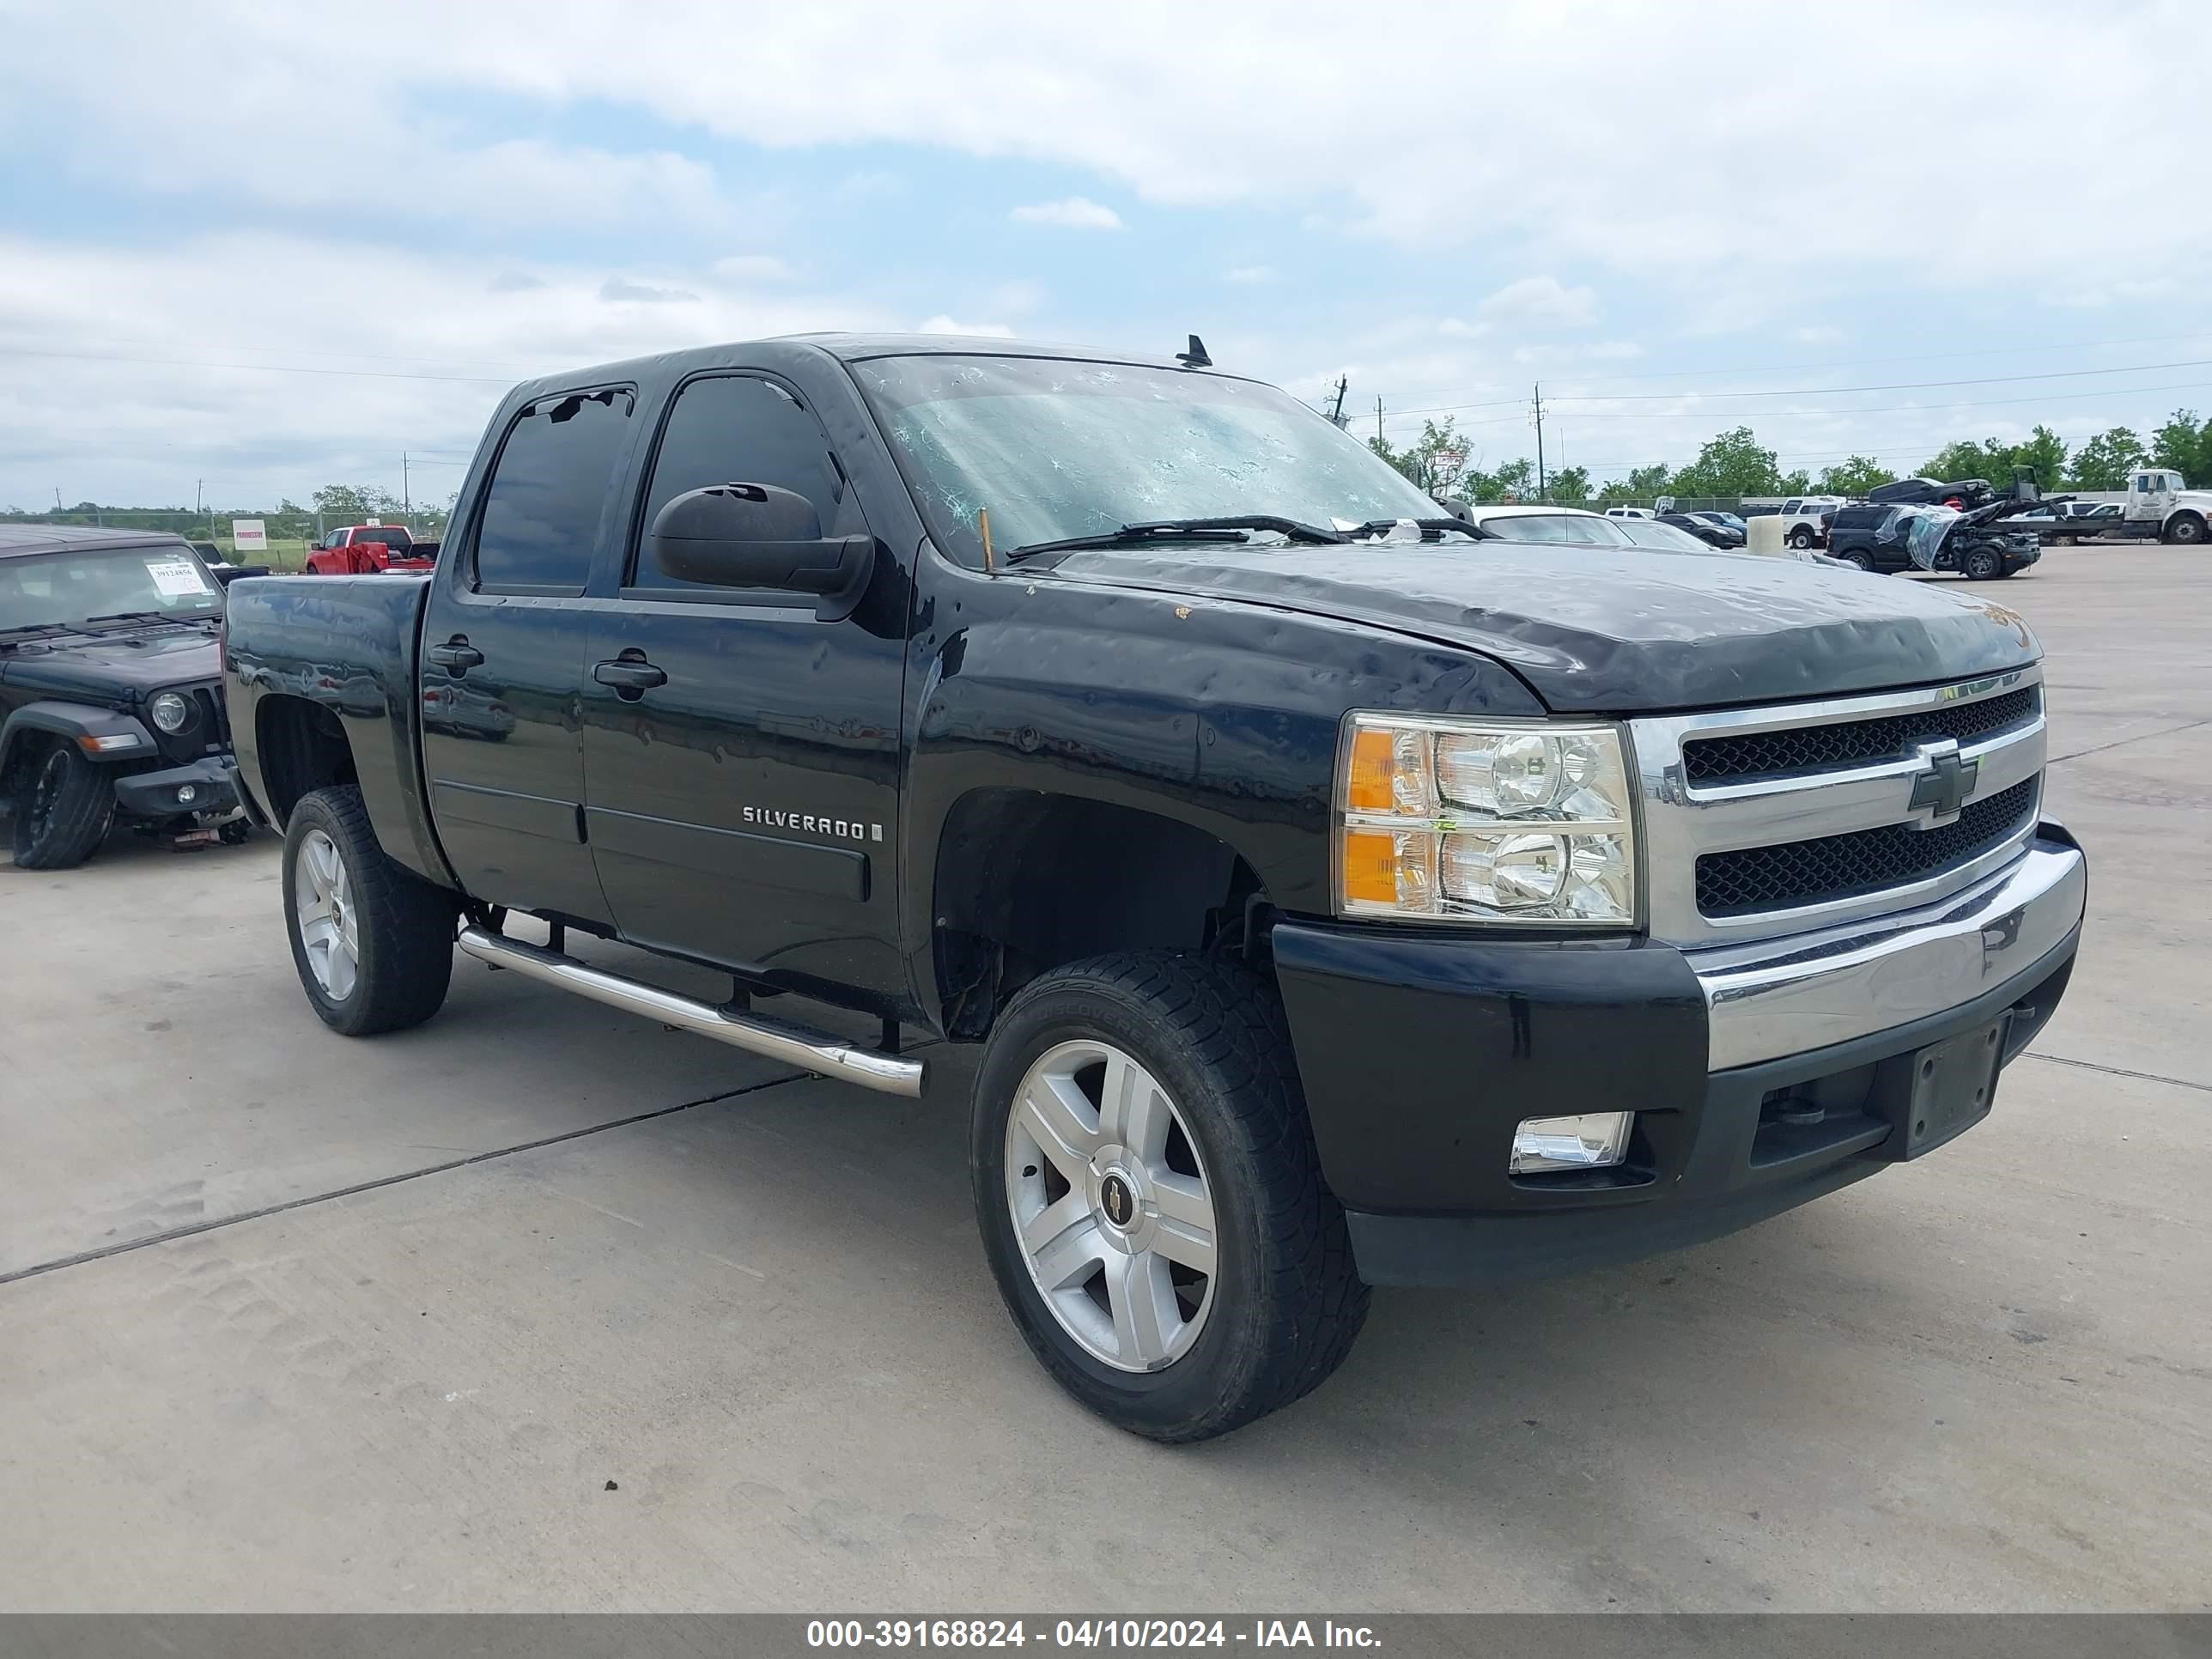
[221,573,448,884]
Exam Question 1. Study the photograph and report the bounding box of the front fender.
[897,552,1547,1013]
[0,701,158,775]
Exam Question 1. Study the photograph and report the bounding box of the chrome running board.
[456,924,924,1098]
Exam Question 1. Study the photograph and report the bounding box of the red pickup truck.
[303,525,437,575]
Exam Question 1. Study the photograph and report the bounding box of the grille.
[1696,778,2037,917]
[193,685,231,750]
[1683,686,2039,785]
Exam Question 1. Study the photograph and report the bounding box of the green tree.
[1490,458,1534,500]
[1547,465,1591,506]
[2069,428,2148,489]
[1921,438,2008,484]
[312,483,407,525]
[1820,455,1896,495]
[1668,427,1790,499]
[2150,409,2212,483]
[2013,424,2069,493]
[1369,417,1482,495]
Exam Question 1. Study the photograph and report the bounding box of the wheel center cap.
[1098,1172,1137,1231]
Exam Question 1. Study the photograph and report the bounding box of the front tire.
[1962,546,2002,581]
[1790,527,1816,550]
[283,785,457,1036]
[2169,514,2207,546]
[9,744,114,870]
[972,951,1369,1443]
[1836,550,1875,572]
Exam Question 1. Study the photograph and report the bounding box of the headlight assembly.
[1334,714,1638,926]
[149,691,194,734]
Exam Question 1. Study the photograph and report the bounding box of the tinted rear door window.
[474,388,635,592]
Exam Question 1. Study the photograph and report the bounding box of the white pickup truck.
[2118,469,2210,545]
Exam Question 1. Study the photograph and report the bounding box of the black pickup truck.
[221,335,2088,1441]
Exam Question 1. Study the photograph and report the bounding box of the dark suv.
[1823,504,1913,573]
[1,526,245,867]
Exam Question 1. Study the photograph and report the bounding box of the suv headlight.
[149,691,194,734]
[1334,714,1638,925]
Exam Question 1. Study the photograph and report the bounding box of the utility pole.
[402,452,411,519]
[1376,396,1385,442]
[1327,375,1349,429]
[1533,383,1547,501]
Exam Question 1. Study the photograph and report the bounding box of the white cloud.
[0,234,896,505]
[1794,325,1844,344]
[8,3,2205,288]
[1009,197,1125,230]
[1437,318,1489,338]
[917,315,1016,337]
[2045,277,2184,309]
[599,278,700,304]
[714,254,798,282]
[1480,276,1598,328]
[1511,341,1644,365]
[1224,265,1276,284]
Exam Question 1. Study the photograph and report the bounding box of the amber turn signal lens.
[1345,727,1396,813]
[1340,828,1401,907]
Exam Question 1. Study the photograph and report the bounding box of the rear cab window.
[471,387,635,593]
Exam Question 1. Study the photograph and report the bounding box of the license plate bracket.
[1894,1018,2006,1159]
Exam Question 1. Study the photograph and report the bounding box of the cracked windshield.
[857,354,1444,558]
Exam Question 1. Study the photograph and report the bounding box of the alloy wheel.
[294,829,360,1000]
[1004,1039,1218,1372]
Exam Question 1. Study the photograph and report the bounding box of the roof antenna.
[1176,334,1212,368]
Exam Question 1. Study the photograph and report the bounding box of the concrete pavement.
[3,544,2206,1610]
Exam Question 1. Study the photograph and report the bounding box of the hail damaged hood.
[1052,540,2040,714]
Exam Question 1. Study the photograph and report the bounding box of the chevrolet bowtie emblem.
[1908,739,1978,821]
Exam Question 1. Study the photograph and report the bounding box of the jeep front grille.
[1629,668,2046,947]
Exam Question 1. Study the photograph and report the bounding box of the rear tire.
[972,951,1369,1442]
[9,743,114,870]
[282,785,457,1036]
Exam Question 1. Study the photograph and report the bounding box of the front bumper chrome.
[1690,829,2087,1070]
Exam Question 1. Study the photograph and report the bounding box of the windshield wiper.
[1004,514,1348,564]
[79,610,214,630]
[1340,517,1496,541]
[0,621,78,646]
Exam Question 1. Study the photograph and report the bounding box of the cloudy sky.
[3,0,2209,508]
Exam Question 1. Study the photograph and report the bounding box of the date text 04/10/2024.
[803,1620,1382,1649]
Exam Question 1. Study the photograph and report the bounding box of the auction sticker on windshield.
[147,558,212,598]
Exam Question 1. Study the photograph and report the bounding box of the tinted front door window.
[630,376,853,587]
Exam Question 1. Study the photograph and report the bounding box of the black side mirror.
[647,483,874,619]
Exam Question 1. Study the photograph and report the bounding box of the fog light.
[1510,1112,1633,1174]
[175,783,198,805]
